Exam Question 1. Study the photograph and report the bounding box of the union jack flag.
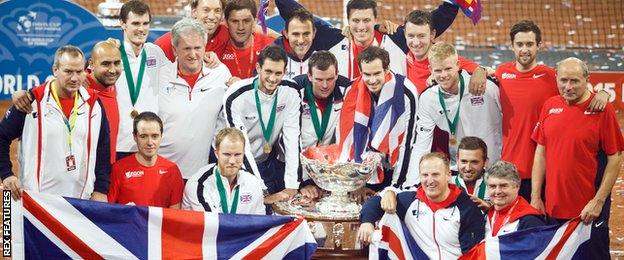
[370,213,592,260]
[451,0,482,24]
[338,75,407,183]
[5,191,317,259]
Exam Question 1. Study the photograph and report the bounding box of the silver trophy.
[274,148,382,220]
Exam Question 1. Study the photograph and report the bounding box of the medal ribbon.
[490,197,519,236]
[438,74,465,136]
[215,168,240,214]
[119,41,146,106]
[50,80,80,153]
[455,176,486,199]
[304,82,332,142]
[254,78,278,144]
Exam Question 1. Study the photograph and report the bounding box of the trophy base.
[273,194,367,259]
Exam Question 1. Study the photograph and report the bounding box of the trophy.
[273,145,382,257]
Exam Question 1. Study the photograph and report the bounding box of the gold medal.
[449,135,458,146]
[130,109,139,119]
[263,143,272,154]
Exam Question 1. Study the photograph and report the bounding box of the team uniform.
[275,0,458,80]
[223,77,302,194]
[409,71,502,185]
[450,175,488,201]
[182,164,265,214]
[361,185,484,258]
[0,82,111,199]
[485,197,544,238]
[86,74,119,163]
[495,63,558,200]
[116,40,170,154]
[219,33,275,79]
[154,23,230,62]
[532,94,624,257]
[108,155,184,207]
[158,62,231,178]
[338,73,419,189]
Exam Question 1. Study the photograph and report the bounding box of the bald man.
[11,40,123,163]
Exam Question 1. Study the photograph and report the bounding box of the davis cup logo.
[16,11,36,32]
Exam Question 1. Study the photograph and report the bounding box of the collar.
[488,196,541,224]
[416,184,462,212]
[86,73,115,94]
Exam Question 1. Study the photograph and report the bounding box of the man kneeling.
[358,152,484,258]
[183,127,266,214]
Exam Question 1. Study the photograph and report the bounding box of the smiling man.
[485,161,543,238]
[116,0,170,160]
[157,18,231,179]
[223,45,302,206]
[358,152,484,258]
[408,42,501,185]
[452,136,489,202]
[531,57,624,258]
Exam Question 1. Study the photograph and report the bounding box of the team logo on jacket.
[548,107,563,114]
[276,104,286,112]
[244,115,257,120]
[501,73,516,79]
[470,96,484,106]
[146,57,157,68]
[125,171,144,179]
[240,193,252,204]
[222,53,235,60]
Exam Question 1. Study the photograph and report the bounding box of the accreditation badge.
[66,155,76,172]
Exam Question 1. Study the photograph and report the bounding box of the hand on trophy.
[356,222,375,245]
[380,190,397,214]
[300,184,322,199]
[349,186,376,204]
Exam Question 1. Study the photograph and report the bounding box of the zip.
[432,213,442,260]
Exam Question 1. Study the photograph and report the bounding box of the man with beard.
[12,40,122,163]
[479,20,610,201]
[452,137,489,206]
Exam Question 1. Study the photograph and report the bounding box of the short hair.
[458,136,488,160]
[214,127,246,149]
[486,161,521,186]
[428,42,457,64]
[257,45,288,68]
[308,51,338,74]
[224,0,257,20]
[419,152,450,168]
[133,111,163,135]
[346,0,377,19]
[120,0,151,23]
[405,10,433,31]
[190,0,226,10]
[53,45,85,69]
[556,57,589,78]
[285,8,315,32]
[509,20,542,44]
[171,18,207,47]
[357,46,389,70]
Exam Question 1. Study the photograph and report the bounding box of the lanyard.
[304,82,332,142]
[438,74,465,136]
[454,176,486,199]
[490,198,519,236]
[254,78,278,143]
[50,80,80,153]
[215,168,240,214]
[119,41,146,107]
[231,36,255,78]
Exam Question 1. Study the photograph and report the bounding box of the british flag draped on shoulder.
[3,191,317,259]
[370,213,592,260]
[338,74,407,184]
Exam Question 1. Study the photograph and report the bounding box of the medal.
[449,135,458,146]
[130,109,139,119]
[66,154,76,172]
[263,143,272,154]
[305,82,333,144]
[254,78,279,155]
